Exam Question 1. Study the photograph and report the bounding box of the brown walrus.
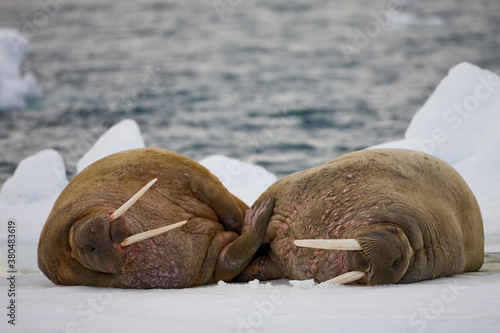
[38,148,274,289]
[237,149,484,285]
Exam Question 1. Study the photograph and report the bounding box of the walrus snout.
[109,215,135,243]
[350,225,414,285]
[69,214,129,273]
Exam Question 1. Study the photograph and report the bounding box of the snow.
[1,62,500,332]
[199,154,277,206]
[3,259,500,332]
[0,28,42,110]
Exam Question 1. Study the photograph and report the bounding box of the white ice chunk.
[77,119,145,173]
[0,149,68,204]
[289,279,316,289]
[0,28,42,110]
[0,149,68,270]
[199,154,277,206]
[405,62,500,165]
[248,279,261,290]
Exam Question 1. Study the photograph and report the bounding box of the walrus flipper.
[213,197,275,281]
[232,255,286,282]
[188,169,248,234]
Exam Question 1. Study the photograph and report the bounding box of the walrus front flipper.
[232,256,286,282]
[213,198,275,281]
[188,169,248,234]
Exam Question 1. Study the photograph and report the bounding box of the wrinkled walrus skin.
[238,149,484,285]
[38,148,274,289]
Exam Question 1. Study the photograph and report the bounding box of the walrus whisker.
[294,239,362,251]
[111,178,158,221]
[326,271,365,285]
[120,220,187,246]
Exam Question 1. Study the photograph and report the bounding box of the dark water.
[1,0,500,185]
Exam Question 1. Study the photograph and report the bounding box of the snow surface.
[0,28,42,110]
[2,257,500,333]
[1,62,500,332]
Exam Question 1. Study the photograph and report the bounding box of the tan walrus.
[38,148,274,288]
[237,149,484,285]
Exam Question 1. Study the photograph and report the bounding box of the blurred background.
[1,0,499,184]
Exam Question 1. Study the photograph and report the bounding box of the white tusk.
[294,239,362,251]
[326,271,365,285]
[111,178,158,221]
[120,220,187,247]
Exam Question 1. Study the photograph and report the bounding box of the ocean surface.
[1,0,500,186]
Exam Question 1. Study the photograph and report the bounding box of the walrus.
[38,148,274,289]
[237,149,484,285]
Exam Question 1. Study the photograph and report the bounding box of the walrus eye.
[89,246,96,253]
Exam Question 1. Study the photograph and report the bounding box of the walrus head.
[39,177,187,285]
[69,212,128,273]
[295,223,414,285]
[66,178,183,274]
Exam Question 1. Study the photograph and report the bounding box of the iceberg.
[0,149,68,271]
[0,28,42,110]
[0,149,68,205]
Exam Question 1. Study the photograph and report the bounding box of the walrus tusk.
[294,239,362,250]
[111,178,158,221]
[326,271,365,285]
[120,220,188,247]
